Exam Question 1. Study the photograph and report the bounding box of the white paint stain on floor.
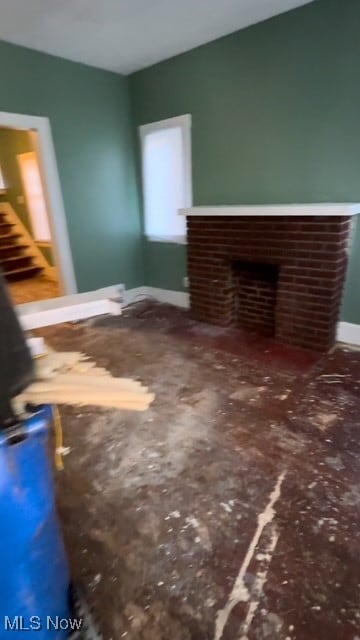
[185,516,212,551]
[238,525,281,640]
[214,470,287,640]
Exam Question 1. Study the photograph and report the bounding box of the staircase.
[0,209,43,281]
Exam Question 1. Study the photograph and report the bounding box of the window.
[140,114,192,243]
[17,151,51,243]
[0,165,6,191]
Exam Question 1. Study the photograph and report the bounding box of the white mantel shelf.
[180,204,360,217]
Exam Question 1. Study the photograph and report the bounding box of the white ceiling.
[0,0,314,75]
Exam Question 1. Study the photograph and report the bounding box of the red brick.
[187,215,350,351]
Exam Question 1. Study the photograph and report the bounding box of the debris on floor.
[34,302,360,640]
[17,347,154,411]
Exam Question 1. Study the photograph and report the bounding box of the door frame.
[0,111,77,295]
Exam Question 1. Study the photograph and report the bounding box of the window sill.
[146,235,187,245]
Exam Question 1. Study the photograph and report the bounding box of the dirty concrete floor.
[40,302,360,640]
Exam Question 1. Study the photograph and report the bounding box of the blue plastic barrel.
[0,406,71,639]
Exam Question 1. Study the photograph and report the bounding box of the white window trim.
[139,114,192,244]
[147,234,188,245]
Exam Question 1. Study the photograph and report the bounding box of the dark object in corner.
[0,271,33,423]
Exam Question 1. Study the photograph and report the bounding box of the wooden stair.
[0,211,43,282]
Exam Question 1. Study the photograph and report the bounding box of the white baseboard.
[17,280,359,347]
[122,286,148,306]
[125,290,360,346]
[16,283,188,331]
[123,286,190,309]
[17,284,124,330]
[145,286,190,308]
[337,321,360,346]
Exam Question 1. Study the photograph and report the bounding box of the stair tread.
[0,243,29,250]
[0,232,21,239]
[0,214,45,281]
[0,255,33,263]
[4,266,42,275]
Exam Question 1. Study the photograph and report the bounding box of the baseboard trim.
[337,321,360,346]
[124,290,360,346]
[123,286,190,309]
[17,283,189,331]
[17,281,359,346]
[122,286,148,306]
[17,284,124,330]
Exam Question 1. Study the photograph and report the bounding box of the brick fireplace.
[184,206,358,351]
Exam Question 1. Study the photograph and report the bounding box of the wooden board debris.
[17,349,154,412]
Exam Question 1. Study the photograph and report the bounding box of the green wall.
[0,40,142,292]
[130,0,360,323]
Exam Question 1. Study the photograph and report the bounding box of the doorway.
[0,111,76,306]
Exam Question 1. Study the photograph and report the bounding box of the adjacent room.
[0,126,60,304]
[0,1,359,639]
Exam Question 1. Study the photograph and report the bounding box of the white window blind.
[140,115,192,243]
